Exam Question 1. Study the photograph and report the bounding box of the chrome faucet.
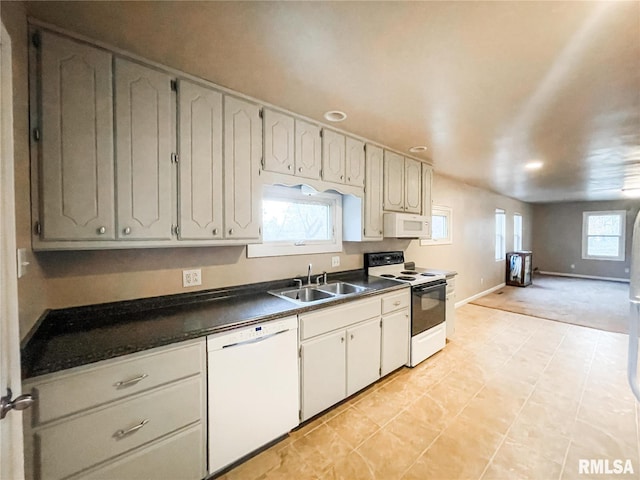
[307,263,312,285]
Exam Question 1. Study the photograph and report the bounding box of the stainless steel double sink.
[269,282,370,305]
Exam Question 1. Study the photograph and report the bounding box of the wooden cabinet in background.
[345,137,365,187]
[383,150,423,214]
[224,96,262,241]
[321,129,346,184]
[114,58,173,240]
[177,79,224,240]
[295,119,322,180]
[36,31,115,241]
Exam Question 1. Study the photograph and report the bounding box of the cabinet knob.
[347,177,351,182]
[287,165,292,170]
[97,226,106,235]
[298,167,303,173]
[229,228,234,235]
[340,175,344,180]
[350,334,354,340]
[213,228,218,235]
[340,337,344,343]
[393,301,401,306]
[123,227,131,235]
[379,230,383,234]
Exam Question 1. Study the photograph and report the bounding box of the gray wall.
[532,200,639,280]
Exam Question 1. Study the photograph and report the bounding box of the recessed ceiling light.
[525,161,544,170]
[622,188,640,198]
[323,110,347,122]
[409,146,428,153]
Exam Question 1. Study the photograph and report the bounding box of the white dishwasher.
[207,316,299,473]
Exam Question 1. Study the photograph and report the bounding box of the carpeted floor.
[471,274,631,334]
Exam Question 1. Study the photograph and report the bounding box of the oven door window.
[412,284,446,336]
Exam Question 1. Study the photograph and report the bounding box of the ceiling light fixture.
[524,161,544,170]
[409,146,428,153]
[323,110,347,122]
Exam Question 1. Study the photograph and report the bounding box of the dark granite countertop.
[21,270,407,380]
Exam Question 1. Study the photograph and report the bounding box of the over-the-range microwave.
[383,212,430,238]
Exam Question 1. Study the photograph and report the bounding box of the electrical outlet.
[331,256,340,267]
[182,269,202,287]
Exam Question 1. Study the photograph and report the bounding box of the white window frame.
[513,213,523,251]
[247,185,343,258]
[495,208,506,261]
[421,205,453,245]
[581,210,626,261]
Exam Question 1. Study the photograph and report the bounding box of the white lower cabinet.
[22,339,207,480]
[299,288,411,421]
[300,330,347,421]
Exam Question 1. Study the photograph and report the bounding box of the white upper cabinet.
[404,157,422,213]
[422,163,433,219]
[224,96,262,240]
[37,31,115,240]
[115,58,173,240]
[384,150,423,213]
[345,137,365,187]
[294,119,322,180]
[383,150,405,212]
[364,144,384,240]
[321,129,346,184]
[263,109,294,175]
[177,80,223,240]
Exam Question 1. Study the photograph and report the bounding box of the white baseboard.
[456,282,506,308]
[538,271,630,283]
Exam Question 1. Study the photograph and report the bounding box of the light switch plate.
[182,269,202,287]
[331,256,340,267]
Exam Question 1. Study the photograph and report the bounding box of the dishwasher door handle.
[221,329,289,349]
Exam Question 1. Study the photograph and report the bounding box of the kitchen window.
[421,205,453,245]
[247,185,342,257]
[582,210,626,261]
[513,213,523,251]
[495,209,506,261]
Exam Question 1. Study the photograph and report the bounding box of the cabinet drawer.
[36,376,202,480]
[28,339,204,425]
[381,290,410,314]
[76,424,204,480]
[299,297,379,340]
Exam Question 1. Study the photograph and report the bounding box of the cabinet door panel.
[178,80,223,239]
[345,137,365,187]
[39,31,115,240]
[381,309,410,376]
[301,331,346,421]
[224,96,262,240]
[263,109,294,175]
[422,164,433,220]
[115,58,172,240]
[364,144,383,239]
[405,158,422,213]
[347,319,381,396]
[383,150,404,212]
[294,119,321,180]
[321,129,345,183]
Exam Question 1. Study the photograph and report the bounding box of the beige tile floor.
[219,304,640,480]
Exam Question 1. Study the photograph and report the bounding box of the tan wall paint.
[406,174,533,304]
[532,200,638,280]
[3,4,532,338]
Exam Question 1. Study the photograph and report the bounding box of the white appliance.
[628,211,640,402]
[365,251,447,366]
[207,316,299,473]
[383,212,431,238]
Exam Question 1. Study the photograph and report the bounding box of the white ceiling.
[26,1,640,203]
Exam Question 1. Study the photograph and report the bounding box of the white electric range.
[365,252,447,366]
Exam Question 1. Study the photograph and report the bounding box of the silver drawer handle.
[114,419,149,439]
[113,374,148,388]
